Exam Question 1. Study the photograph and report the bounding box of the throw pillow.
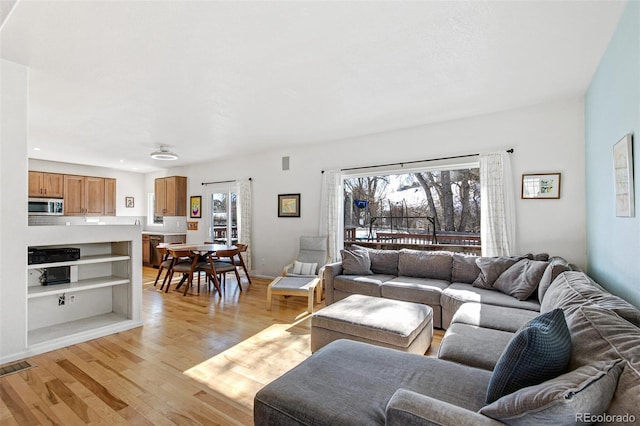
[480,359,624,425]
[473,256,525,289]
[340,249,372,275]
[451,253,481,284]
[485,308,571,404]
[538,257,571,302]
[351,244,398,275]
[493,259,549,301]
[292,260,318,276]
[397,249,452,281]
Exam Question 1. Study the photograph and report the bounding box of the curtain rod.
[322,149,513,173]
[201,177,252,186]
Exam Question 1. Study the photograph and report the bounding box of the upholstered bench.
[310,294,433,354]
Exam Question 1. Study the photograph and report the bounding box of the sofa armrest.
[385,389,503,426]
[322,261,343,304]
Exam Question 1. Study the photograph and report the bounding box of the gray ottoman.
[311,294,433,354]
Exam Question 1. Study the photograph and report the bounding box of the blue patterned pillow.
[485,308,571,403]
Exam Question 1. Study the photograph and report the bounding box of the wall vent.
[0,360,35,378]
[282,156,290,171]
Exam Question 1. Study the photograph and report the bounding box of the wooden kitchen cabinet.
[85,176,105,215]
[104,178,116,216]
[64,175,109,216]
[154,176,187,216]
[142,234,151,266]
[28,171,64,198]
[64,175,85,215]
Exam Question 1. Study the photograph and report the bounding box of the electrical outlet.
[69,295,76,303]
[58,294,65,306]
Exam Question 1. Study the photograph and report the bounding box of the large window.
[343,166,480,249]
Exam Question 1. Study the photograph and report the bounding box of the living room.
[1,1,639,424]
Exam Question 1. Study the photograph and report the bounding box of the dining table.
[156,243,237,294]
[157,242,236,253]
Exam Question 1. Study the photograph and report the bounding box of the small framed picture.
[522,173,561,199]
[278,193,300,217]
[125,196,134,208]
[613,134,635,217]
[190,196,202,218]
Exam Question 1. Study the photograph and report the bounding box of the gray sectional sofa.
[323,246,569,329]
[254,247,640,425]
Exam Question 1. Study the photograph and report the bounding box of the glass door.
[210,190,237,245]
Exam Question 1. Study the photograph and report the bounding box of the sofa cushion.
[351,244,399,275]
[486,309,571,403]
[451,302,539,333]
[333,274,394,298]
[541,271,640,327]
[472,256,524,289]
[340,248,372,275]
[480,359,624,425]
[441,283,541,328]
[564,306,640,420]
[492,259,548,301]
[254,340,493,426]
[538,256,571,302]
[438,323,514,371]
[398,249,452,281]
[442,283,542,311]
[451,253,481,284]
[381,276,449,306]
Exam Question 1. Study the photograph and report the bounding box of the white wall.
[1,59,29,359]
[161,98,586,277]
[29,159,147,217]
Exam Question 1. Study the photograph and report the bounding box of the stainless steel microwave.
[28,198,64,215]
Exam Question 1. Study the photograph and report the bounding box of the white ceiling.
[1,0,626,173]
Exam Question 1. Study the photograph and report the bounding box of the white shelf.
[28,277,130,299]
[27,254,130,269]
[28,312,130,346]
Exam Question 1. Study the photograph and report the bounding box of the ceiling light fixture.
[150,146,179,161]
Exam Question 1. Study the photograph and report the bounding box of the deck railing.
[345,231,481,256]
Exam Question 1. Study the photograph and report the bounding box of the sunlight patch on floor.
[183,322,312,408]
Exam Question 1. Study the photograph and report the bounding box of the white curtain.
[319,170,342,263]
[480,152,516,257]
[237,178,252,270]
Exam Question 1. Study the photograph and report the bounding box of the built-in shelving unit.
[24,225,142,358]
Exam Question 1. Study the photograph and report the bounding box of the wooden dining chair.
[211,243,251,285]
[234,243,252,284]
[213,248,243,292]
[153,242,185,289]
[195,253,222,296]
[163,249,198,293]
[165,249,223,297]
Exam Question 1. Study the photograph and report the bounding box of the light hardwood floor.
[1,267,444,425]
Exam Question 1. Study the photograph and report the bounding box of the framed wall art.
[521,173,561,199]
[190,196,202,218]
[613,133,634,217]
[278,193,300,217]
[125,196,134,208]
